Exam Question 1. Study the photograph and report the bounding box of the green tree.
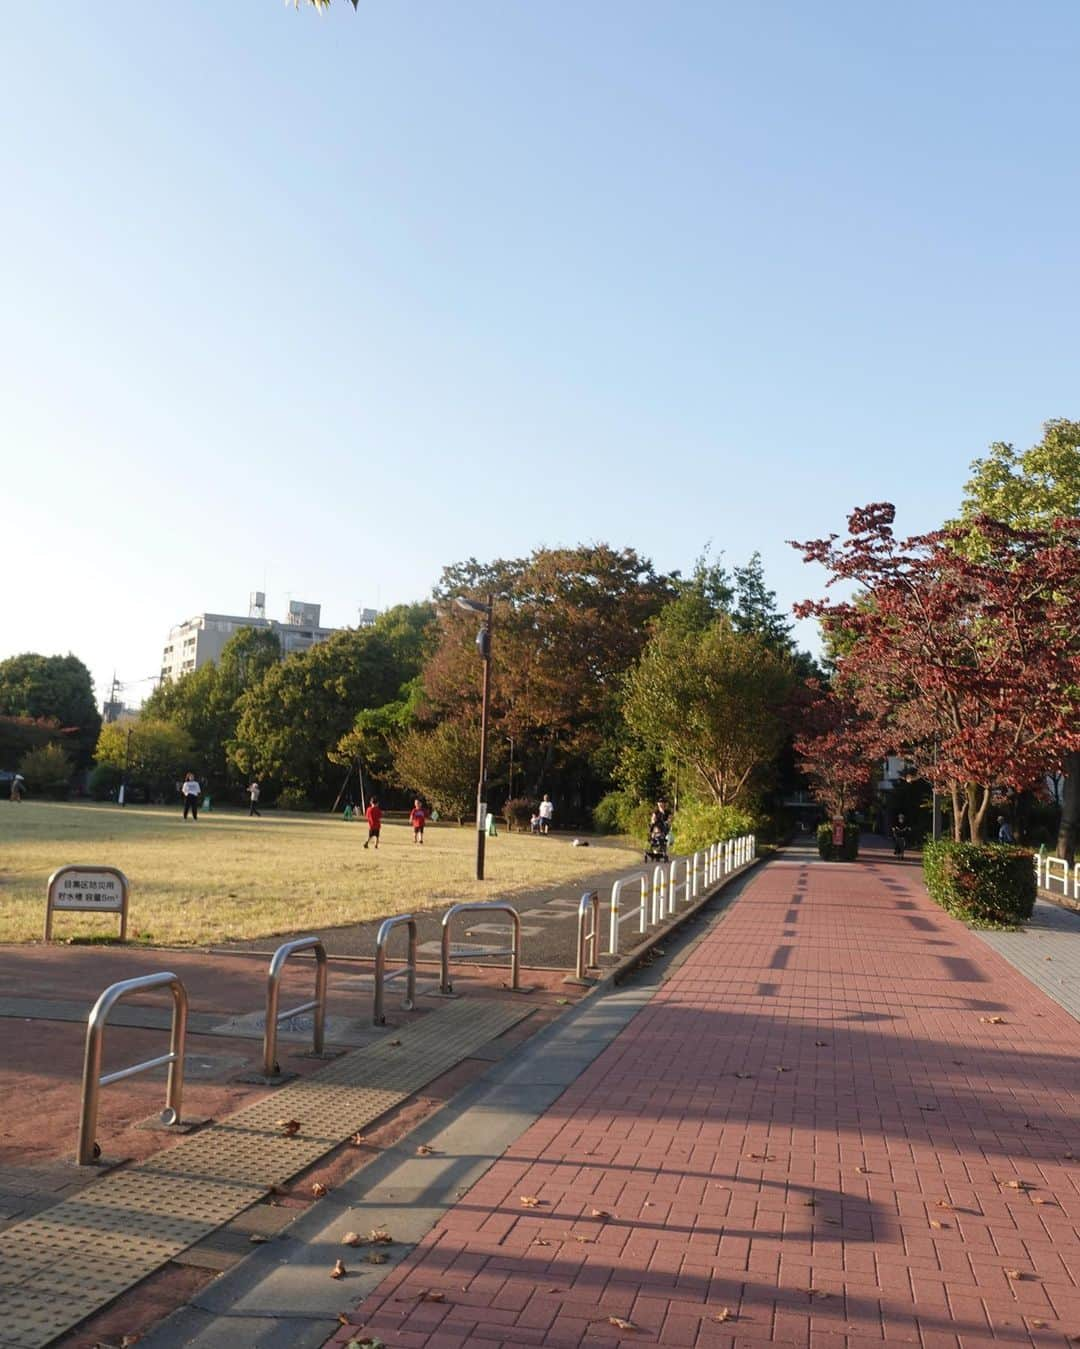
[18,742,73,799]
[732,551,794,653]
[956,418,1080,858]
[96,719,195,799]
[623,620,797,808]
[231,626,419,797]
[0,653,101,765]
[390,719,490,824]
[0,715,68,767]
[142,627,283,792]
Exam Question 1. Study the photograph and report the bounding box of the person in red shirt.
[409,798,427,844]
[363,798,382,850]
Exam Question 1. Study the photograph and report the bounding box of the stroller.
[644,820,669,864]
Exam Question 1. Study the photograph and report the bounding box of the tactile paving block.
[0,997,530,1346]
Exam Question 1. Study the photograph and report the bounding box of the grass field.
[0,801,639,946]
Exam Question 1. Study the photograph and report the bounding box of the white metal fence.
[606,833,756,958]
[1034,853,1080,900]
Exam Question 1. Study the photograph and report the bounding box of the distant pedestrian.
[364,797,382,850]
[997,816,1014,844]
[181,772,201,821]
[9,774,24,803]
[538,794,554,835]
[247,781,261,817]
[410,798,427,844]
[529,812,540,835]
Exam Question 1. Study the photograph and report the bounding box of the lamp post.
[120,727,133,808]
[455,594,494,880]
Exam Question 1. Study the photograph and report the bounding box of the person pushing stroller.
[644,798,672,863]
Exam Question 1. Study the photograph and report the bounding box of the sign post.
[45,866,130,942]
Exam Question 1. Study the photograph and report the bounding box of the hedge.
[922,840,1035,926]
[817,822,859,861]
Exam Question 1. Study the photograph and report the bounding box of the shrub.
[922,840,1035,926]
[277,787,313,811]
[592,790,652,838]
[671,799,756,854]
[817,822,859,861]
[18,743,73,799]
[88,763,123,800]
[502,797,535,831]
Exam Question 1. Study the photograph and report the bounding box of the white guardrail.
[1034,853,1080,900]
[606,833,755,958]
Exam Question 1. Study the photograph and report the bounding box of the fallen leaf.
[416,1144,435,1156]
[747,1153,775,1161]
[574,1235,592,1243]
[534,1238,551,1246]
[607,1316,636,1330]
[418,1290,446,1303]
[855,1166,869,1174]
[388,1039,402,1047]
[929,1220,945,1230]
[350,1133,366,1145]
[980,1015,1006,1025]
[919,1104,937,1111]
[1032,1197,1051,1206]
[330,1259,347,1279]
[1002,1179,1034,1192]
[802,1199,816,1207]
[713,1307,733,1322]
[734,1072,754,1079]
[346,1339,385,1349]
[120,1339,140,1347]
[369,1228,393,1244]
[365,1252,388,1265]
[936,1199,953,1210]
[815,1040,828,1047]
[823,1217,841,1225]
[555,997,570,1005]
[590,1208,612,1220]
[249,1234,269,1244]
[277,1119,301,1136]
[775,1065,791,1072]
[1006,1269,1022,1281]
[342,1232,363,1247]
[312,1182,328,1198]
[520,1195,543,1207]
[1032,1320,1047,1329]
[804,1288,830,1298]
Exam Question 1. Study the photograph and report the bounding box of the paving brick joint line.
[337,848,1080,1349]
[0,998,530,1348]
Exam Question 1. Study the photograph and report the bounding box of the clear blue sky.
[5,1,1078,708]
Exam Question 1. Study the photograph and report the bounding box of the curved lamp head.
[454,596,491,616]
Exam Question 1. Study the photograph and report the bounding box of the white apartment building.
[160,596,344,683]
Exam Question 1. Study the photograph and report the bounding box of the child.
[410,798,427,844]
[363,797,383,850]
[529,812,540,835]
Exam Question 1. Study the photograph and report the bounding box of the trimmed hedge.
[817,823,859,861]
[922,840,1035,926]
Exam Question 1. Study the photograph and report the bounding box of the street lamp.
[455,594,494,880]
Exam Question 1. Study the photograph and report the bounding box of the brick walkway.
[331,846,1080,1348]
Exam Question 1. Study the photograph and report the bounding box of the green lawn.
[0,801,638,946]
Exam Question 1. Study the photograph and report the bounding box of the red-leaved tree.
[791,504,1080,841]
[793,681,877,820]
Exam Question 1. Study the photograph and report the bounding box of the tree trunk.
[949,784,965,841]
[1057,750,1080,864]
[967,783,991,842]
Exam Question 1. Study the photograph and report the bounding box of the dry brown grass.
[0,801,639,946]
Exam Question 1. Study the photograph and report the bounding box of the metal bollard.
[373,915,418,1025]
[440,902,521,994]
[77,972,188,1166]
[263,938,327,1078]
[574,890,601,980]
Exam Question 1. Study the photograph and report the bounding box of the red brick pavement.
[329,848,1080,1347]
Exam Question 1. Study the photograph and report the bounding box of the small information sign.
[45,866,130,941]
